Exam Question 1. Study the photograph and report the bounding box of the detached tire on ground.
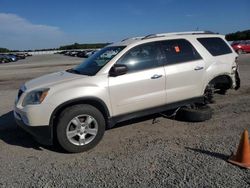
[56,104,105,153]
[176,105,212,122]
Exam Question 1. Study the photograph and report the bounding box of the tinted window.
[161,39,201,65]
[116,42,161,72]
[197,37,232,56]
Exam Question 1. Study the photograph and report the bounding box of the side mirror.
[109,64,128,77]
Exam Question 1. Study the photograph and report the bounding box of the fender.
[48,97,111,142]
[203,73,233,93]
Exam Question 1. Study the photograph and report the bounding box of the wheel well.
[208,75,232,90]
[50,98,110,141]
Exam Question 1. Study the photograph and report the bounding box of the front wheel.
[56,104,105,153]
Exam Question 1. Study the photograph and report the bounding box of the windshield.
[70,46,125,76]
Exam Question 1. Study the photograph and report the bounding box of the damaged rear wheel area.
[204,75,236,104]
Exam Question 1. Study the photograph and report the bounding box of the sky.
[0,0,249,50]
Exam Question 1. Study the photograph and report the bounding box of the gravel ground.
[0,54,250,187]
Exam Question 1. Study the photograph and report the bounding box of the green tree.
[0,47,10,53]
[226,30,250,41]
[59,43,111,50]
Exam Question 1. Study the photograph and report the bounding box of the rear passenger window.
[161,39,201,65]
[197,37,232,56]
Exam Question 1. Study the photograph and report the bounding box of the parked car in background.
[61,50,98,58]
[0,54,11,64]
[76,50,91,58]
[15,53,26,59]
[5,54,18,62]
[0,54,18,63]
[231,40,250,54]
[24,52,32,57]
[69,51,80,57]
[64,51,70,56]
[57,51,67,54]
[0,52,31,64]
[76,51,86,58]
[85,50,97,57]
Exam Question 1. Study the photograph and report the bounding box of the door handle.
[194,66,204,71]
[151,74,162,79]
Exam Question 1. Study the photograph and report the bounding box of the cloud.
[0,13,68,50]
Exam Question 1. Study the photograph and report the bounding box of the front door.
[108,42,166,116]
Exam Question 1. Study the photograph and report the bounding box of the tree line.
[225,30,250,41]
[0,48,10,53]
[59,43,111,50]
[0,43,110,53]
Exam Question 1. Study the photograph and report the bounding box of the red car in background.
[231,40,250,54]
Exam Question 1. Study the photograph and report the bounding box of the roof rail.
[141,34,165,40]
[121,37,143,42]
[142,31,216,40]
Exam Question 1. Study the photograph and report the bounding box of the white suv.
[14,31,240,152]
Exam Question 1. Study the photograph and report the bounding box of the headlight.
[22,88,49,106]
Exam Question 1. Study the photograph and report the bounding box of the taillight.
[232,57,239,74]
[235,56,239,64]
[232,66,237,73]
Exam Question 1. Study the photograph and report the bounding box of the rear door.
[108,42,166,116]
[160,39,205,103]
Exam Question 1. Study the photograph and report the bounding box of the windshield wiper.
[66,68,81,74]
[66,68,92,76]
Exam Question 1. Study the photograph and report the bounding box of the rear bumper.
[14,111,53,145]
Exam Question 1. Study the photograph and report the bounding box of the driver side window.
[116,42,162,73]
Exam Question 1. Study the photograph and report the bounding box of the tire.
[56,104,105,153]
[217,89,227,95]
[176,105,212,122]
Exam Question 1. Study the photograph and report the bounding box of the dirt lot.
[0,54,250,187]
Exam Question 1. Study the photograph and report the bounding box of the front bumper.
[14,111,53,145]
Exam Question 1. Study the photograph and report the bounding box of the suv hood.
[24,71,84,90]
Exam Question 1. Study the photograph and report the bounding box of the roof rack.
[120,31,216,43]
[142,31,216,40]
[121,37,143,42]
